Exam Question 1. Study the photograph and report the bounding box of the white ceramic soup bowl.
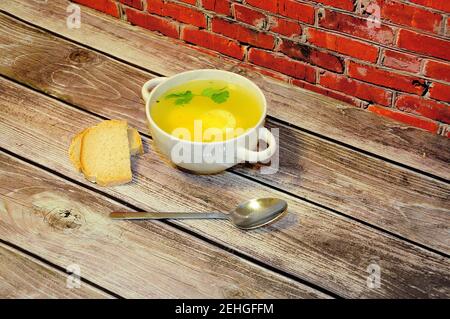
[142,69,277,174]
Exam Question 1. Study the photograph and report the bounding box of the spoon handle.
[109,211,229,220]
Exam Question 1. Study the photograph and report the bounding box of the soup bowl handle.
[142,77,168,104]
[237,127,277,163]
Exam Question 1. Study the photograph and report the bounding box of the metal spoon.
[109,198,288,230]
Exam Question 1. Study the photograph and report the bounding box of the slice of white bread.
[69,127,143,171]
[80,120,132,186]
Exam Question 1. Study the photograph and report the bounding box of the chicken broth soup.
[150,80,263,142]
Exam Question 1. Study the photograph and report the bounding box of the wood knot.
[44,208,85,231]
[68,49,97,64]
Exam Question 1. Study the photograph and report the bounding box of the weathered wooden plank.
[0,243,111,298]
[1,0,448,179]
[0,154,323,299]
[1,78,448,298]
[0,14,448,254]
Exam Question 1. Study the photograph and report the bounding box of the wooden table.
[0,0,449,299]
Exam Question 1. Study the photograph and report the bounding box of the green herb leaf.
[165,91,189,98]
[201,88,217,98]
[165,90,193,105]
[201,87,229,104]
[211,91,229,104]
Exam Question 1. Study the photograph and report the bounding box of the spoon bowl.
[231,198,288,229]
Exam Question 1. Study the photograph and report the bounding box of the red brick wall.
[72,0,450,136]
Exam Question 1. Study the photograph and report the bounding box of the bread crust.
[128,128,144,156]
[68,129,87,172]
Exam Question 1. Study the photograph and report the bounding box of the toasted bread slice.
[68,129,87,172]
[127,128,144,155]
[80,120,132,186]
[69,127,143,171]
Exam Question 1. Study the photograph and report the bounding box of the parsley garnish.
[201,87,229,104]
[165,90,194,105]
[200,88,218,98]
[165,87,230,105]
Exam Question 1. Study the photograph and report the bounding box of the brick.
[364,0,442,33]
[233,3,266,29]
[278,0,315,24]
[310,0,355,11]
[382,50,421,73]
[178,0,197,5]
[319,9,395,45]
[293,79,362,107]
[429,82,450,103]
[396,95,450,123]
[319,72,392,106]
[120,0,143,10]
[72,0,119,17]
[202,0,231,15]
[147,0,164,14]
[268,17,302,38]
[397,29,450,61]
[245,0,314,24]
[248,48,316,82]
[424,60,450,83]
[126,8,179,38]
[278,39,344,73]
[307,29,379,63]
[169,4,206,27]
[367,105,439,133]
[245,0,278,13]
[348,61,427,94]
[181,26,245,60]
[409,0,450,13]
[147,0,207,28]
[211,18,275,49]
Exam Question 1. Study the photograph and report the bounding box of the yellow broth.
[150,80,263,142]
